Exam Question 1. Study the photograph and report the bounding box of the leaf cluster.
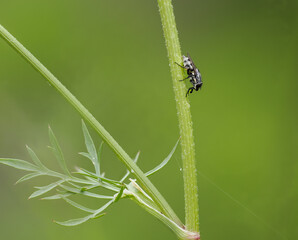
[0,120,179,227]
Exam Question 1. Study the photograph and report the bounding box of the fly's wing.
[187,53,201,72]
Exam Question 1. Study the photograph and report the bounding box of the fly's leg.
[186,87,195,97]
[175,62,187,69]
[179,75,192,81]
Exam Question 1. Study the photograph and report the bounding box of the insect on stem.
[176,54,203,97]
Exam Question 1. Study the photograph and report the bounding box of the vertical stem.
[157,0,199,233]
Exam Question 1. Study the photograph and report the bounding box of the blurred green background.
[0,0,297,239]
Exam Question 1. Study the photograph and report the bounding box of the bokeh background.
[0,0,297,239]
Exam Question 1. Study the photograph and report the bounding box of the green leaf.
[97,181,119,192]
[48,126,71,176]
[120,171,130,184]
[133,151,140,164]
[145,139,180,177]
[78,152,91,160]
[120,151,140,183]
[82,120,100,175]
[92,213,106,219]
[113,185,125,203]
[97,141,104,173]
[73,175,97,184]
[72,168,99,183]
[54,215,93,226]
[99,176,122,186]
[16,172,43,184]
[72,169,121,190]
[79,191,114,200]
[62,197,95,213]
[93,200,113,215]
[26,145,48,170]
[41,169,68,180]
[75,168,99,180]
[64,175,96,185]
[29,180,64,199]
[60,184,114,199]
[0,158,39,172]
[54,200,113,226]
[42,192,72,200]
[73,172,98,182]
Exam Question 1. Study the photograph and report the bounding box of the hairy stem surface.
[157,0,200,233]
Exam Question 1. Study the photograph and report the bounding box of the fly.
[175,53,203,97]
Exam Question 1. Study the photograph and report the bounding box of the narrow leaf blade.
[91,213,105,219]
[62,197,95,213]
[59,184,114,199]
[82,120,100,175]
[120,151,140,183]
[42,192,72,200]
[16,172,43,184]
[29,180,64,199]
[48,126,71,176]
[26,146,47,170]
[113,186,125,203]
[54,215,92,226]
[145,139,180,177]
[0,158,39,172]
[76,168,99,179]
[96,141,104,174]
[94,200,113,215]
[133,151,140,164]
[78,152,91,160]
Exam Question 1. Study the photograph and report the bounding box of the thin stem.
[157,0,200,233]
[0,24,182,226]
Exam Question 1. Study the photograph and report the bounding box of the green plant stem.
[157,0,200,233]
[0,24,182,227]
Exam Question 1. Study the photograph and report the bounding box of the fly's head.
[182,55,193,70]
